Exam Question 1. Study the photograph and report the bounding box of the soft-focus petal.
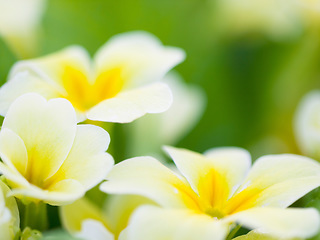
[234,230,302,240]
[94,31,185,88]
[100,157,199,209]
[228,154,320,212]
[9,46,92,93]
[47,124,114,190]
[294,91,320,159]
[0,72,60,116]
[105,194,156,236]
[75,219,114,240]
[10,179,84,206]
[87,82,172,123]
[126,205,228,240]
[225,208,320,239]
[2,93,77,184]
[60,197,109,234]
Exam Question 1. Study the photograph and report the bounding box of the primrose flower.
[60,195,154,240]
[0,31,185,123]
[127,72,206,156]
[101,147,320,240]
[0,180,19,240]
[0,0,46,58]
[0,93,113,205]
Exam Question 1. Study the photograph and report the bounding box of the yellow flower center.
[62,65,124,112]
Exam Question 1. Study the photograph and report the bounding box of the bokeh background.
[1,0,320,161]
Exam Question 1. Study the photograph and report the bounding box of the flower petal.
[47,124,114,190]
[228,154,320,212]
[10,179,84,206]
[94,31,185,88]
[0,128,28,176]
[164,146,251,210]
[233,230,302,240]
[294,91,320,159]
[126,206,228,240]
[2,93,77,185]
[87,82,172,123]
[225,207,320,239]
[0,71,60,116]
[9,46,91,94]
[60,197,109,234]
[75,219,114,240]
[100,157,199,209]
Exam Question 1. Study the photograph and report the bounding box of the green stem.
[226,225,241,240]
[23,202,48,232]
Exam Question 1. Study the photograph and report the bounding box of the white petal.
[47,124,114,190]
[294,91,320,159]
[76,219,114,240]
[230,154,320,210]
[225,207,320,239]
[0,71,60,116]
[2,93,77,183]
[10,179,84,206]
[87,82,172,123]
[100,157,199,209]
[126,206,228,240]
[9,46,92,93]
[94,31,185,88]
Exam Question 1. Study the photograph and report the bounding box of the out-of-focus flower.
[0,31,185,123]
[0,180,19,240]
[60,195,154,240]
[101,146,320,240]
[213,0,320,41]
[234,231,301,240]
[294,91,320,160]
[0,0,46,58]
[127,72,206,156]
[0,93,113,205]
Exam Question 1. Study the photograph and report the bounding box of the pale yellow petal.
[47,124,114,190]
[87,82,172,123]
[10,179,84,206]
[228,154,320,212]
[0,72,60,116]
[225,208,320,239]
[104,194,155,236]
[100,157,199,209]
[94,31,185,88]
[2,93,77,185]
[234,230,302,240]
[0,128,28,176]
[294,91,320,159]
[126,206,228,240]
[9,46,91,93]
[60,197,109,233]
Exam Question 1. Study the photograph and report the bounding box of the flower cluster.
[1,1,320,240]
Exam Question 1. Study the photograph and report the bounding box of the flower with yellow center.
[101,146,320,240]
[0,93,114,205]
[294,91,320,161]
[0,31,185,123]
[0,0,46,58]
[0,180,19,240]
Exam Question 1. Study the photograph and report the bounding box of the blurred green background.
[1,0,320,161]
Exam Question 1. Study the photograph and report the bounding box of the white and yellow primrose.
[0,93,114,205]
[60,195,154,240]
[0,180,19,240]
[294,91,320,161]
[0,31,185,123]
[0,0,46,58]
[101,146,320,240]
